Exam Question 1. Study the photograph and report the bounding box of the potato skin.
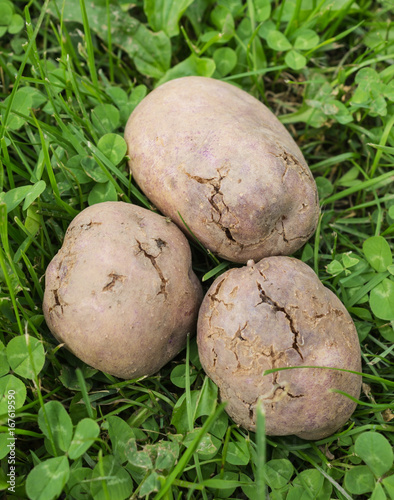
[43,202,203,379]
[125,76,319,263]
[197,257,362,440]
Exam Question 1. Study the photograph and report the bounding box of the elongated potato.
[125,77,319,263]
[197,257,362,440]
[43,202,203,379]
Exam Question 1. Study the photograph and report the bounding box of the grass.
[1,0,394,498]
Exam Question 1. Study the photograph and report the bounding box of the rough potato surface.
[43,202,203,379]
[197,257,362,440]
[125,76,319,263]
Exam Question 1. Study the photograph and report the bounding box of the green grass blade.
[0,0,51,139]
[321,171,394,206]
[79,0,100,92]
[153,404,227,500]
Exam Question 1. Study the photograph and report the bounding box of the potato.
[125,76,319,264]
[43,202,203,379]
[197,257,362,440]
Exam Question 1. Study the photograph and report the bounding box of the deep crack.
[209,278,232,309]
[257,268,268,281]
[50,289,64,314]
[224,227,236,242]
[183,173,216,185]
[234,321,248,341]
[256,282,304,360]
[210,279,225,302]
[287,391,304,399]
[185,167,238,244]
[136,240,168,298]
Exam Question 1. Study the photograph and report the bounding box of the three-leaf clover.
[350,67,394,117]
[262,26,319,70]
[0,0,24,37]
[345,432,394,497]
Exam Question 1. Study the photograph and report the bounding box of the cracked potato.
[197,256,362,440]
[125,76,319,263]
[43,202,203,379]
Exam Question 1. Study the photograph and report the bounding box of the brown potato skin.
[125,76,319,264]
[43,202,203,379]
[197,257,362,440]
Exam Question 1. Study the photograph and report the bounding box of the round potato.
[43,202,203,379]
[125,76,319,263]
[197,257,362,440]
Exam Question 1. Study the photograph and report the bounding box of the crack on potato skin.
[102,273,126,292]
[287,391,304,399]
[210,278,225,301]
[56,258,64,278]
[244,396,261,423]
[47,251,77,316]
[272,149,312,181]
[279,217,317,246]
[303,300,345,329]
[53,289,61,311]
[136,240,168,298]
[256,268,268,281]
[256,282,304,361]
[212,347,218,368]
[231,210,310,250]
[270,348,283,385]
[208,277,233,310]
[49,288,65,314]
[233,349,241,369]
[279,219,315,245]
[206,326,226,341]
[239,210,312,250]
[259,345,285,388]
[280,218,289,243]
[261,382,305,403]
[239,397,257,422]
[233,215,285,250]
[183,173,217,185]
[184,167,239,244]
[199,258,360,438]
[80,221,102,230]
[285,226,317,244]
[184,161,316,254]
[329,304,345,317]
[234,321,248,341]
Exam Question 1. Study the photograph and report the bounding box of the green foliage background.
[0,0,394,498]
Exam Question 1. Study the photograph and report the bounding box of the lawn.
[1,0,394,498]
